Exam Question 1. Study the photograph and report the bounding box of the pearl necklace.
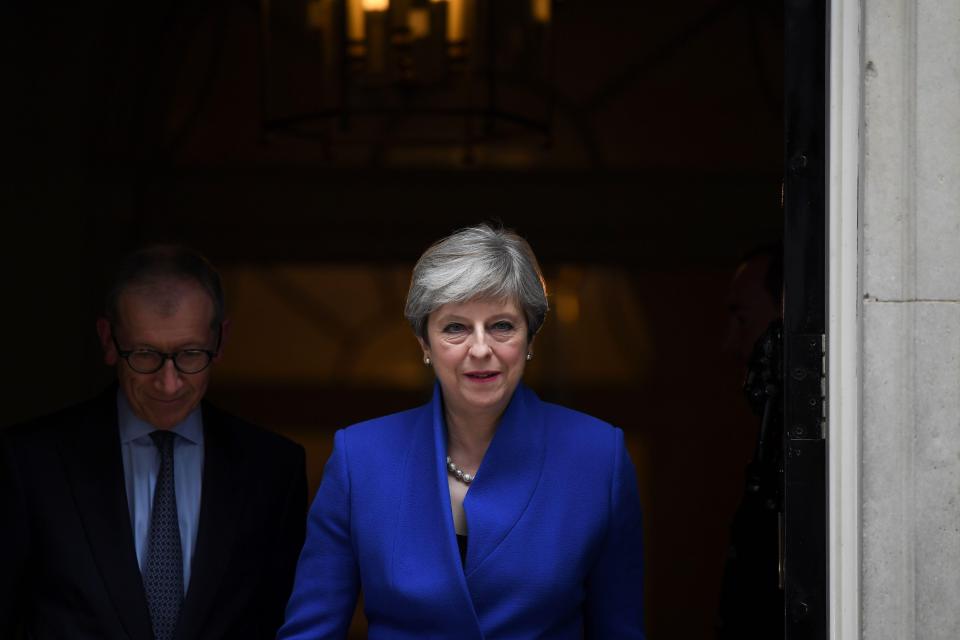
[446,456,474,485]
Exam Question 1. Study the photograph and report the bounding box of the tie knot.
[149,430,176,453]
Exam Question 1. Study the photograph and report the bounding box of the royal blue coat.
[278,384,646,639]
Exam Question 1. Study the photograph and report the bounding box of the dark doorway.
[2,1,802,637]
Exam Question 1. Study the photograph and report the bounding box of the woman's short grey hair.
[405,224,549,342]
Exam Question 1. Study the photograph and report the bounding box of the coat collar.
[58,386,155,640]
[392,381,546,633]
[391,391,482,636]
[454,383,546,577]
[175,403,246,640]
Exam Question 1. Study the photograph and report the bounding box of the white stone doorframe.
[827,0,861,638]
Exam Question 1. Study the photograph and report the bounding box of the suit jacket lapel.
[462,384,546,578]
[59,388,155,640]
[176,404,244,640]
[391,388,484,637]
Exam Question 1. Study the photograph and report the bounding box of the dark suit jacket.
[0,387,307,640]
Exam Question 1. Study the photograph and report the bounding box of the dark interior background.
[2,0,783,637]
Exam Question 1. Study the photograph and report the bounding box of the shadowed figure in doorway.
[716,244,785,640]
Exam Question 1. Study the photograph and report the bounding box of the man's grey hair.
[105,244,225,330]
[404,224,549,342]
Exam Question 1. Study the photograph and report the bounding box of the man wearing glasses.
[0,246,307,640]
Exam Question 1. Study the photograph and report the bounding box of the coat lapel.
[461,384,546,577]
[175,405,245,640]
[59,388,155,640]
[391,387,484,637]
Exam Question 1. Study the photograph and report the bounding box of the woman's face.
[420,297,530,421]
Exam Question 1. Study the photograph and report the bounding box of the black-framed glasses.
[111,326,222,374]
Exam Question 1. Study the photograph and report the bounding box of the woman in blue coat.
[278,225,646,639]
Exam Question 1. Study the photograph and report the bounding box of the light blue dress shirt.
[117,390,204,593]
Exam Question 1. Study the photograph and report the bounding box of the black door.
[782,0,827,638]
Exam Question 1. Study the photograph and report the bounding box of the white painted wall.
[855,0,960,637]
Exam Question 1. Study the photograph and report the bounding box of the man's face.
[98,281,221,430]
[723,256,780,366]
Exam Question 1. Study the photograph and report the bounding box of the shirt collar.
[116,388,204,445]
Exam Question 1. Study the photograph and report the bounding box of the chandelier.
[259,0,555,162]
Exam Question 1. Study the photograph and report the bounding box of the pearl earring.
[424,355,431,366]
[526,352,533,361]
